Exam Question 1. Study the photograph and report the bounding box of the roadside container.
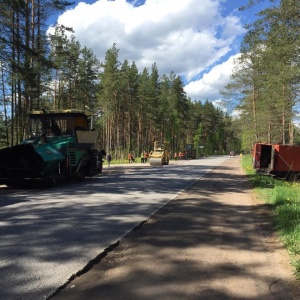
[253,143,300,178]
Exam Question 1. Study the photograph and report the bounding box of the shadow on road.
[50,158,300,300]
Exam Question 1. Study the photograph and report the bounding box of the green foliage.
[0,0,74,145]
[222,0,300,151]
[94,44,240,155]
[241,154,300,279]
[0,113,9,148]
[48,26,101,110]
[191,100,239,155]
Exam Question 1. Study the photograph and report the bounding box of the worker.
[106,154,111,167]
[128,153,132,163]
[174,152,178,160]
[50,119,61,136]
[179,151,184,160]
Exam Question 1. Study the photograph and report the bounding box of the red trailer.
[253,143,300,178]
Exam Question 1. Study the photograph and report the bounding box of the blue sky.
[49,0,271,104]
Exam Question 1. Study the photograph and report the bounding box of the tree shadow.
[1,158,298,300]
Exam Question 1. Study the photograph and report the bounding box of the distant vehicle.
[229,151,235,156]
[185,144,196,159]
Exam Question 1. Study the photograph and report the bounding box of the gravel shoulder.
[52,157,300,300]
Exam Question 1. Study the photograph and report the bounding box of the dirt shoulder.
[52,157,300,300]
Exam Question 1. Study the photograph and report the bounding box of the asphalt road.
[0,157,228,300]
[53,156,300,300]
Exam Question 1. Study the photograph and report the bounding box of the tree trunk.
[252,84,259,142]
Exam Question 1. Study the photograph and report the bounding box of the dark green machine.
[0,109,105,187]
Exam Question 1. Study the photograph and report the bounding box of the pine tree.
[98,44,121,153]
[222,0,300,151]
[0,0,73,145]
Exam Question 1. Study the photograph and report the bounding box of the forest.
[0,0,299,158]
[222,0,300,150]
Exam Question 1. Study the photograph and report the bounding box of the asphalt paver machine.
[0,109,106,187]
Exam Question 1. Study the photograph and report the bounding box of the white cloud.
[184,53,240,102]
[50,0,245,101]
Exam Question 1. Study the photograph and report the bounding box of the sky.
[48,0,269,105]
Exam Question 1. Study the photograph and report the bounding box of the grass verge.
[241,154,300,279]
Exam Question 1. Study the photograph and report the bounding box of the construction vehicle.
[0,109,105,187]
[149,141,169,166]
[185,144,196,159]
[253,143,300,179]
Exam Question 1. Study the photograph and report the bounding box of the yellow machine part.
[149,150,168,166]
[149,157,163,166]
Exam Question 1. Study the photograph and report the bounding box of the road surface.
[0,157,228,299]
[53,156,300,300]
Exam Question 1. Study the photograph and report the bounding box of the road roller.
[149,141,169,166]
